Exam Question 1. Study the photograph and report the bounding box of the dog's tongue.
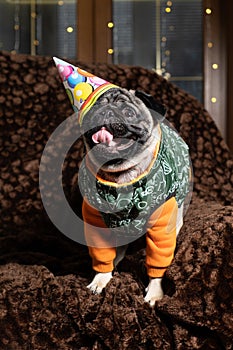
[92,127,113,144]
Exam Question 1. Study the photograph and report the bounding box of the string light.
[66,26,74,33]
[108,48,114,55]
[107,22,114,28]
[205,3,219,112]
[205,8,212,15]
[13,1,20,53]
[162,3,173,80]
[165,7,171,13]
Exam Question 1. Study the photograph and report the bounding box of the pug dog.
[78,87,191,307]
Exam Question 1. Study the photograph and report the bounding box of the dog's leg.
[114,244,128,267]
[144,198,184,306]
[83,200,117,294]
[87,245,128,294]
[176,203,184,236]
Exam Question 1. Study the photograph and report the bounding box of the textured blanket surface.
[0,50,233,349]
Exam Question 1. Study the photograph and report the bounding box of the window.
[112,0,203,102]
[0,0,77,58]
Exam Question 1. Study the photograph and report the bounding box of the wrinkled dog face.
[81,88,156,168]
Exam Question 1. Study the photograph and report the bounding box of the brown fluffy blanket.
[0,51,233,349]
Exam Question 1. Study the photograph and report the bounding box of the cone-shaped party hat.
[53,57,117,125]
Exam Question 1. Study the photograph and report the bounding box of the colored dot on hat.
[77,67,94,78]
[68,71,86,88]
[89,76,107,87]
[74,82,93,102]
[58,64,73,80]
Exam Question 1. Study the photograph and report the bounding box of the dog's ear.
[135,90,167,119]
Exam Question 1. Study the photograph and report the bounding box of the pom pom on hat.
[53,57,117,125]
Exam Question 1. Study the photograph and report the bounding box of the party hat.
[53,57,117,125]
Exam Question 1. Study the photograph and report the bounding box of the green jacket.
[80,122,191,238]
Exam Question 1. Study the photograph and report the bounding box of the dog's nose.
[113,123,127,136]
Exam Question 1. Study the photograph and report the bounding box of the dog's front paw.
[144,278,164,307]
[87,272,113,294]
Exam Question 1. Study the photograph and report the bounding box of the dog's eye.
[123,107,136,119]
